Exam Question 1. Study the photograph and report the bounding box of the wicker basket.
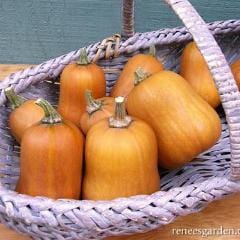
[0,0,240,239]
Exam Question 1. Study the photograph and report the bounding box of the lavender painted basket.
[0,0,240,239]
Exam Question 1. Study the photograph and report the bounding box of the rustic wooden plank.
[0,0,239,64]
[0,64,33,79]
[0,225,29,240]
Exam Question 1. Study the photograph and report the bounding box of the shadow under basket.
[1,0,240,239]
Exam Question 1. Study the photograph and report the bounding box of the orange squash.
[180,41,220,108]
[80,90,115,134]
[110,46,164,98]
[4,87,44,143]
[127,70,222,169]
[16,99,84,199]
[82,97,160,200]
[58,49,106,125]
[231,59,240,89]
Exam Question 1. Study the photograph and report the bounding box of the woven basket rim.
[0,176,235,226]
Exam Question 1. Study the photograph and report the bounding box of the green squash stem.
[109,96,132,128]
[134,68,151,86]
[85,90,103,114]
[77,48,90,65]
[4,87,25,110]
[148,45,156,57]
[35,98,62,124]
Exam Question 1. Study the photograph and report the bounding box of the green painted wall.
[0,0,239,64]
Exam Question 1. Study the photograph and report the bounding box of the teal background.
[0,0,239,64]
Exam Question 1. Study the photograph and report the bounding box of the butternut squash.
[231,59,240,89]
[110,46,164,98]
[80,90,115,134]
[16,99,84,199]
[82,97,160,200]
[58,49,106,125]
[127,70,222,169]
[4,87,44,143]
[180,41,220,108]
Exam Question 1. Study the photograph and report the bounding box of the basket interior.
[0,33,240,194]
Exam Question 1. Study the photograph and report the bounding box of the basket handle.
[122,0,240,181]
[122,0,135,38]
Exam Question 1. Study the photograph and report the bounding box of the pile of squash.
[5,43,240,201]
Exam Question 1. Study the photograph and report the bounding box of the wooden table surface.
[1,64,240,240]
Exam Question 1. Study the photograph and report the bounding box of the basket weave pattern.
[0,0,240,239]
